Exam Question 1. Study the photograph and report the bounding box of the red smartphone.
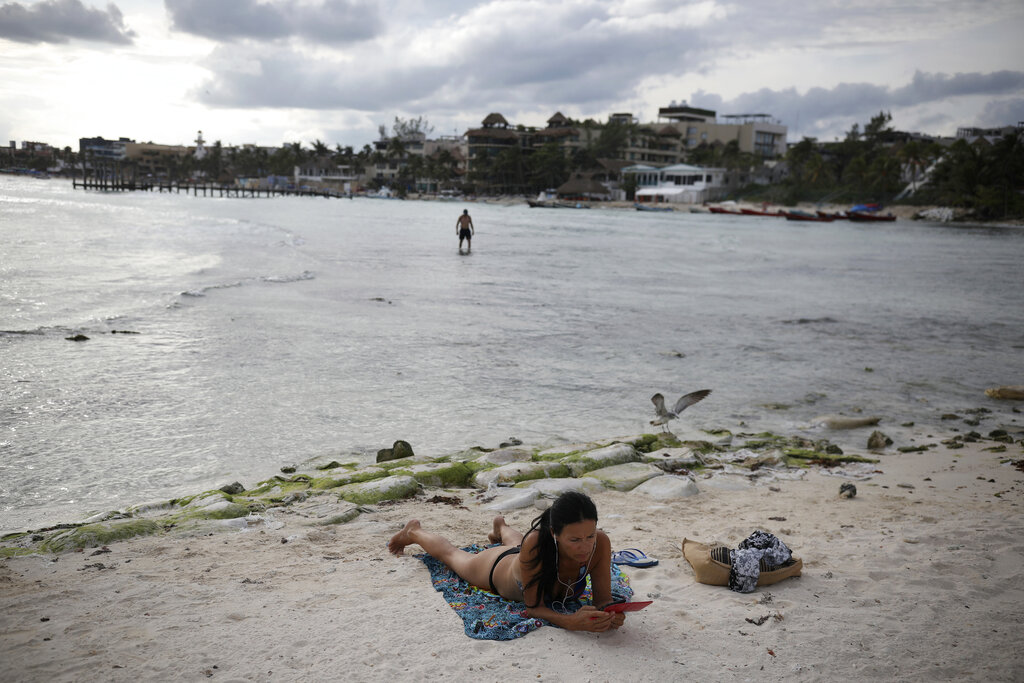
[604,600,653,613]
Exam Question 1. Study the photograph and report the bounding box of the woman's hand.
[570,605,625,632]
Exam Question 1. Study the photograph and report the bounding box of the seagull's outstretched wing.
[672,389,711,415]
[651,393,669,417]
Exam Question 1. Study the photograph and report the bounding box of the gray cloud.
[194,3,711,120]
[977,98,1024,128]
[0,0,135,44]
[692,71,1024,139]
[181,1,1022,144]
[165,0,382,44]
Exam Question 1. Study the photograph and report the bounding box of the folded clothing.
[728,530,793,593]
[682,535,802,591]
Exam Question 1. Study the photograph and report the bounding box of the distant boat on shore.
[634,202,674,212]
[848,211,896,222]
[784,210,834,222]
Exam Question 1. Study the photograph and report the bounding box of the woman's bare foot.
[388,519,421,556]
[488,515,507,544]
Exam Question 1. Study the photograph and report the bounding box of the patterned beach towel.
[417,544,634,641]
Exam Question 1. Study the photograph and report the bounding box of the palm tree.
[898,141,927,193]
[869,154,902,197]
[311,139,330,157]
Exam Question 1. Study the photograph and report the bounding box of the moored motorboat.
[848,211,896,222]
[635,202,674,212]
[784,210,834,222]
[708,206,741,214]
[740,207,785,217]
[817,210,849,220]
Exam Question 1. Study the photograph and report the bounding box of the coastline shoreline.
[2,423,1021,681]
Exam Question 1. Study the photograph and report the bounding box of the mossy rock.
[376,456,431,471]
[679,440,722,454]
[642,447,702,470]
[738,432,788,450]
[393,462,474,488]
[309,466,388,490]
[563,443,640,477]
[580,462,664,492]
[317,504,364,525]
[1,547,37,558]
[179,501,252,520]
[472,447,533,467]
[40,519,162,553]
[247,474,314,495]
[533,447,588,462]
[631,433,685,453]
[473,461,571,488]
[337,475,420,505]
[316,460,359,471]
[515,477,607,496]
[124,500,176,517]
[534,442,604,461]
[175,490,253,520]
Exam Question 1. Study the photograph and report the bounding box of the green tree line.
[778,112,1024,219]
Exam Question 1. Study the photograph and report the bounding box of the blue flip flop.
[612,548,659,568]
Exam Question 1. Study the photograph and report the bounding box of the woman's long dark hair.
[522,491,598,608]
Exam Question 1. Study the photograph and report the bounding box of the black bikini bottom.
[488,546,521,595]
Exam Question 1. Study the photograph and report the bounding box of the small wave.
[260,270,315,284]
[179,280,245,298]
[0,329,46,336]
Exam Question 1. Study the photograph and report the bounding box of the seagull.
[650,389,711,432]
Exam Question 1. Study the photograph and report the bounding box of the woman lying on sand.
[388,491,626,632]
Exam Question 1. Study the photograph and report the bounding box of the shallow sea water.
[2,176,1023,532]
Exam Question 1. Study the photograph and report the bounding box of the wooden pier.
[72,178,342,198]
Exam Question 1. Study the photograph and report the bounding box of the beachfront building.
[294,157,356,192]
[624,122,683,164]
[466,112,524,189]
[658,104,787,160]
[365,130,466,193]
[624,162,729,204]
[530,112,598,158]
[124,142,194,180]
[79,136,134,162]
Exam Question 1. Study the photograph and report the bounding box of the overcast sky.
[2,0,1023,150]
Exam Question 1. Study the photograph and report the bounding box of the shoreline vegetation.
[1,418,1021,680]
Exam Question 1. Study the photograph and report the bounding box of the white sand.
[2,434,1022,682]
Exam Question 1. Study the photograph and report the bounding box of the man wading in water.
[456,209,474,252]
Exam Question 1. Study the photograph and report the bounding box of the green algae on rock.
[562,443,641,477]
[472,461,571,488]
[580,462,664,491]
[40,519,162,552]
[390,461,475,488]
[336,475,420,505]
[309,466,389,490]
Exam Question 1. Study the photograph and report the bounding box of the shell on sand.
[985,385,1024,400]
[812,414,882,429]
